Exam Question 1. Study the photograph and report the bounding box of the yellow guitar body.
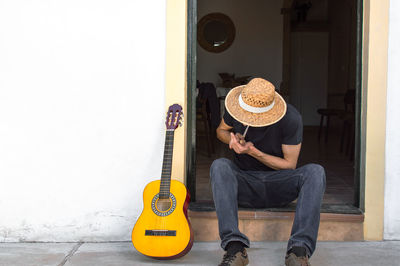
[132,179,193,259]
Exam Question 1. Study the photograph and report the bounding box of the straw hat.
[225,78,287,127]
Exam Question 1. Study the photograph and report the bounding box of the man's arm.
[247,143,301,170]
[216,118,301,170]
[216,119,233,145]
[228,129,301,170]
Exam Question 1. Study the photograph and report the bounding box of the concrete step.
[188,203,364,242]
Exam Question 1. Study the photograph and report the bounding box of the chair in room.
[317,89,355,144]
[196,82,220,157]
[317,108,345,143]
[196,97,215,157]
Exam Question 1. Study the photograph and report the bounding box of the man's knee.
[301,163,326,190]
[210,158,236,184]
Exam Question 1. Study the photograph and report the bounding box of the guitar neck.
[160,130,174,198]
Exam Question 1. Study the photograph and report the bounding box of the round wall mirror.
[197,13,236,53]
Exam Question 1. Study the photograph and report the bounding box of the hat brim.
[225,85,287,127]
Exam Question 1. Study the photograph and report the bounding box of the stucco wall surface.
[0,1,166,241]
[384,0,400,240]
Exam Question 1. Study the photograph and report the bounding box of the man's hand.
[216,119,301,170]
[229,132,254,154]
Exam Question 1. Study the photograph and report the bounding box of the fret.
[159,130,175,196]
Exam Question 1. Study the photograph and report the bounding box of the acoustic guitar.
[131,103,193,259]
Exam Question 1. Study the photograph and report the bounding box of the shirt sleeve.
[223,107,234,127]
[282,112,303,145]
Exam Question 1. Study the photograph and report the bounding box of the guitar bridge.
[145,230,176,236]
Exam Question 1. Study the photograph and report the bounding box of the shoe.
[285,252,311,266]
[218,249,249,266]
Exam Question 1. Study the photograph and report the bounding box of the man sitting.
[211,78,326,266]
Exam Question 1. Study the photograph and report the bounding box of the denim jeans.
[210,158,326,257]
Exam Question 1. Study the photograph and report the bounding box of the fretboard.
[159,130,174,199]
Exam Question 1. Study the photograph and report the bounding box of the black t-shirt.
[223,104,303,171]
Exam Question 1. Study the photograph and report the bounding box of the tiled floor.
[195,125,355,205]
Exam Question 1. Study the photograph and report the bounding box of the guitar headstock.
[165,104,183,130]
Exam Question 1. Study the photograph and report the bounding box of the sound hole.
[151,193,176,216]
[156,198,172,212]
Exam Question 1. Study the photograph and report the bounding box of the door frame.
[186,0,197,201]
[182,0,388,240]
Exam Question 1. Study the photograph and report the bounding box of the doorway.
[188,0,362,211]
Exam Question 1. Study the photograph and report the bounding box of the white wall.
[197,0,283,88]
[0,0,166,241]
[384,0,400,240]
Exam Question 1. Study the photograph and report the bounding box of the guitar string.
[160,113,179,234]
[162,130,173,232]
